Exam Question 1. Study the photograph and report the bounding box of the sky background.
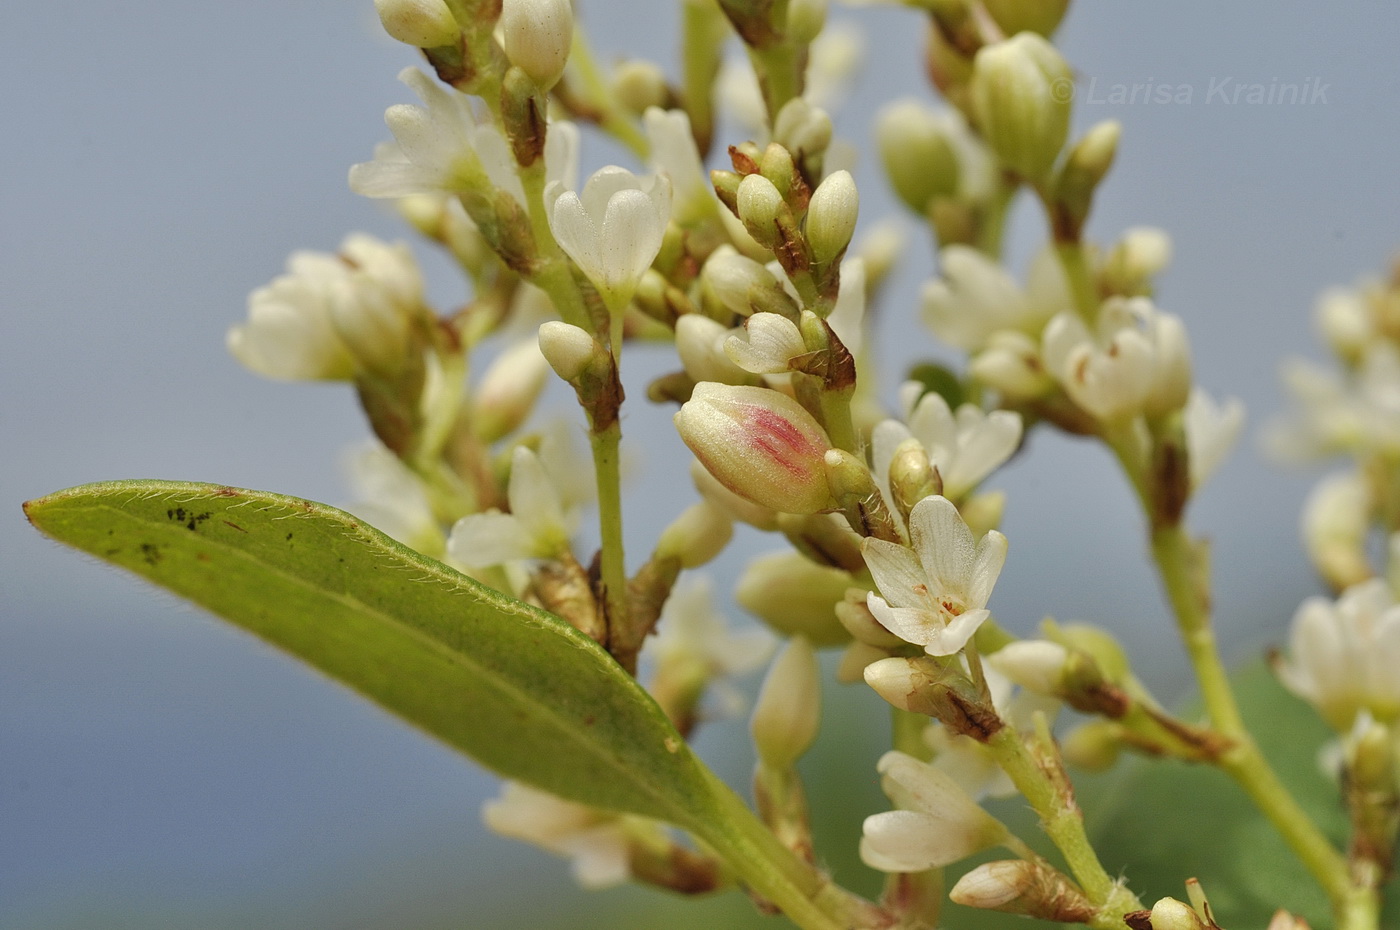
[4,1,1400,927]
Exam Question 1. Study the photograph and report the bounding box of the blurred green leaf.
[25,480,716,828]
[1082,661,1400,927]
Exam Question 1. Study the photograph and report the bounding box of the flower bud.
[538,320,601,383]
[863,657,1003,741]
[1061,720,1123,771]
[959,490,1007,537]
[690,459,780,531]
[656,501,733,568]
[773,98,834,162]
[500,0,574,91]
[611,60,670,115]
[1148,898,1210,930]
[675,383,834,514]
[1053,119,1120,239]
[751,637,821,768]
[987,640,1069,695]
[950,859,1095,922]
[472,338,550,442]
[970,33,1072,186]
[1101,226,1173,298]
[876,99,961,214]
[805,170,859,265]
[836,589,905,648]
[785,0,827,44]
[1041,619,1131,683]
[676,314,756,385]
[374,0,461,48]
[970,331,1056,400]
[981,0,1071,37]
[736,551,854,646]
[1144,310,1193,417]
[736,173,786,248]
[702,246,798,318]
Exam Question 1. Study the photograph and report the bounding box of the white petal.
[447,511,534,567]
[908,496,976,605]
[862,538,929,611]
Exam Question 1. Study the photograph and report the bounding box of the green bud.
[736,551,854,646]
[981,0,1071,37]
[611,60,671,115]
[1052,119,1120,239]
[736,173,786,248]
[374,0,461,48]
[806,170,859,266]
[877,99,961,214]
[751,637,821,767]
[970,32,1073,186]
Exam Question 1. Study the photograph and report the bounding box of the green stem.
[974,177,1018,258]
[748,41,802,126]
[986,723,1140,916]
[1150,522,1355,912]
[589,420,630,640]
[700,771,886,930]
[1054,238,1098,322]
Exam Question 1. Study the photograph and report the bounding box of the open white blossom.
[1042,297,1191,422]
[1277,578,1400,732]
[873,384,1023,511]
[861,495,1008,655]
[349,68,518,200]
[644,107,712,225]
[922,245,1069,352]
[1183,387,1245,490]
[860,750,1010,872]
[447,445,576,568]
[481,782,632,889]
[724,312,808,375]
[652,576,776,718]
[228,234,424,380]
[342,441,443,556]
[546,166,672,304]
[1265,344,1400,461]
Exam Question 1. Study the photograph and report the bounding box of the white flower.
[921,245,1068,353]
[859,750,1009,872]
[1300,471,1372,592]
[470,337,551,442]
[652,576,776,718]
[446,445,576,567]
[1183,387,1244,490]
[227,234,424,380]
[1042,297,1191,422]
[826,256,868,356]
[676,315,755,385]
[724,312,808,375]
[481,782,632,888]
[546,166,672,304]
[861,495,1008,655]
[342,441,443,556]
[1265,344,1400,461]
[228,251,357,381]
[1277,579,1400,732]
[349,68,518,200]
[873,385,1023,512]
[644,107,712,226]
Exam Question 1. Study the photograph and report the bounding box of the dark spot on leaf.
[221,520,247,534]
[285,532,293,541]
[140,543,162,566]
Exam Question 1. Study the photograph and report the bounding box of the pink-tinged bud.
[675,383,834,515]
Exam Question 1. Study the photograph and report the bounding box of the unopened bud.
[950,859,1095,922]
[1053,119,1120,239]
[736,173,786,248]
[1144,311,1193,417]
[825,449,901,542]
[888,439,942,524]
[675,383,834,514]
[702,246,798,318]
[836,589,904,648]
[538,320,601,383]
[736,552,854,646]
[981,0,1071,37]
[500,0,574,91]
[970,330,1055,400]
[988,640,1069,696]
[785,0,827,44]
[1041,619,1131,684]
[1061,720,1123,771]
[877,99,961,214]
[806,170,859,265]
[611,59,670,115]
[676,314,756,384]
[657,501,734,568]
[690,459,780,531]
[758,144,801,200]
[1102,226,1173,298]
[374,0,461,48]
[751,637,821,767]
[970,32,1072,186]
[1148,897,1209,930]
[959,490,1006,537]
[472,339,550,442]
[773,98,834,162]
[864,656,1003,741]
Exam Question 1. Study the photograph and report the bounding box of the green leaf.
[25,480,716,830]
[1081,661,1400,927]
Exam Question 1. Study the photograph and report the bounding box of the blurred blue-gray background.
[4,2,1398,927]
